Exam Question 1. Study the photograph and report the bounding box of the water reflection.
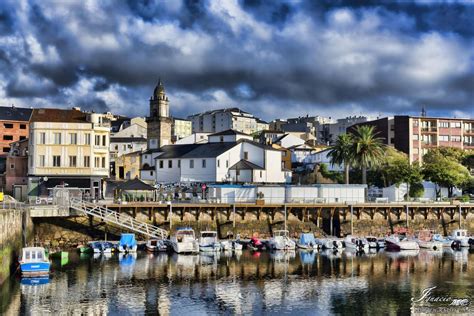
[4,249,473,315]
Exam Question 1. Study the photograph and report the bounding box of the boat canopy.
[201,231,217,238]
[274,230,289,237]
[299,233,316,245]
[22,247,46,261]
[119,233,137,247]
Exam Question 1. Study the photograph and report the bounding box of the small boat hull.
[417,240,443,251]
[20,262,50,277]
[173,241,199,254]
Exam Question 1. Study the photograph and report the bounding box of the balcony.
[421,127,437,133]
[464,142,474,147]
[464,129,474,134]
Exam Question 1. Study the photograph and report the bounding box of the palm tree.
[352,125,385,184]
[328,133,354,184]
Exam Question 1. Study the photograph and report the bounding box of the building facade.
[2,139,29,200]
[28,108,111,199]
[0,106,32,156]
[188,108,269,135]
[171,117,192,142]
[146,80,172,149]
[394,116,474,164]
[153,135,291,184]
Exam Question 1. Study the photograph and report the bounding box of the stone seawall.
[33,207,474,245]
[0,208,33,313]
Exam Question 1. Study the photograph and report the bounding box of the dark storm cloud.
[0,0,472,120]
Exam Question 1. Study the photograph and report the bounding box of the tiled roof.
[208,129,250,136]
[30,108,87,123]
[110,137,147,143]
[0,106,32,122]
[229,159,264,170]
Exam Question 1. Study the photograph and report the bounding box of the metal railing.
[69,198,168,239]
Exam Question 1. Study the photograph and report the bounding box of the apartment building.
[0,106,32,155]
[350,115,474,164]
[395,116,474,163]
[28,108,111,199]
[188,108,269,135]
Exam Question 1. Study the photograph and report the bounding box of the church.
[140,80,291,184]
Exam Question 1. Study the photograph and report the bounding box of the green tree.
[351,125,385,184]
[423,150,472,197]
[327,133,354,184]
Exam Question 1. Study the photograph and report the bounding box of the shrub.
[409,182,424,198]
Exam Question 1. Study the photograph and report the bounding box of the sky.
[0,0,473,122]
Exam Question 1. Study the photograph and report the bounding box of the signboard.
[0,191,4,202]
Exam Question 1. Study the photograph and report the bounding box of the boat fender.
[451,240,461,250]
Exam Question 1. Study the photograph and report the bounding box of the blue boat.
[19,247,50,277]
[20,277,50,286]
[118,233,137,253]
[296,233,318,250]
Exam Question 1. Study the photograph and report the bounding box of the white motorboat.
[448,229,470,247]
[385,235,420,251]
[171,227,199,254]
[268,230,296,250]
[416,230,442,251]
[432,234,456,248]
[296,233,318,250]
[365,236,385,249]
[146,239,168,252]
[233,241,243,250]
[344,235,369,252]
[199,231,221,252]
[220,240,232,251]
[315,237,343,250]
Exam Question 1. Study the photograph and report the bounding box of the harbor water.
[1,249,473,315]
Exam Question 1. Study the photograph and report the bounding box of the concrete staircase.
[70,198,168,240]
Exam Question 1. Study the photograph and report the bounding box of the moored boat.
[365,236,385,249]
[268,230,296,250]
[416,230,443,251]
[432,234,456,248]
[199,231,221,252]
[19,247,50,277]
[171,227,199,254]
[249,236,265,251]
[315,237,343,250]
[385,235,419,251]
[297,233,318,250]
[344,235,369,252]
[146,239,168,252]
[118,233,138,253]
[448,229,470,247]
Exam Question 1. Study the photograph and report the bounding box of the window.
[244,151,248,160]
[3,123,13,128]
[39,155,45,167]
[39,132,46,144]
[53,133,61,144]
[70,133,77,144]
[413,134,419,140]
[259,171,262,177]
[20,124,26,129]
[202,159,206,168]
[10,163,14,169]
[439,135,449,141]
[150,171,154,176]
[190,160,194,168]
[3,135,13,140]
[438,122,449,128]
[85,133,91,145]
[19,136,26,140]
[168,160,172,168]
[69,156,77,167]
[84,156,90,167]
[451,122,461,128]
[220,136,224,142]
[95,135,100,146]
[226,160,229,168]
[53,155,61,167]
[3,147,9,153]
[413,120,419,127]
[217,159,220,167]
[95,157,100,168]
[178,160,181,168]
[102,157,106,168]
[236,170,240,176]
[451,135,461,142]
[102,135,106,146]
[159,160,164,168]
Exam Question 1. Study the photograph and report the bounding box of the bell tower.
[146,79,172,149]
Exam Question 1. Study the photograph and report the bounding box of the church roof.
[153,79,165,96]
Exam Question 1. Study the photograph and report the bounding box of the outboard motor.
[468,238,474,248]
[451,240,461,250]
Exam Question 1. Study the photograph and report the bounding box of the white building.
[188,108,269,135]
[303,149,343,171]
[150,131,291,184]
[174,133,210,145]
[28,108,111,198]
[317,116,377,144]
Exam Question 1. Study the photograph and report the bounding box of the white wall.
[318,184,366,203]
[257,186,285,203]
[175,133,209,144]
[180,158,217,183]
[278,134,305,148]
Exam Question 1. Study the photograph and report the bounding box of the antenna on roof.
[421,105,427,117]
